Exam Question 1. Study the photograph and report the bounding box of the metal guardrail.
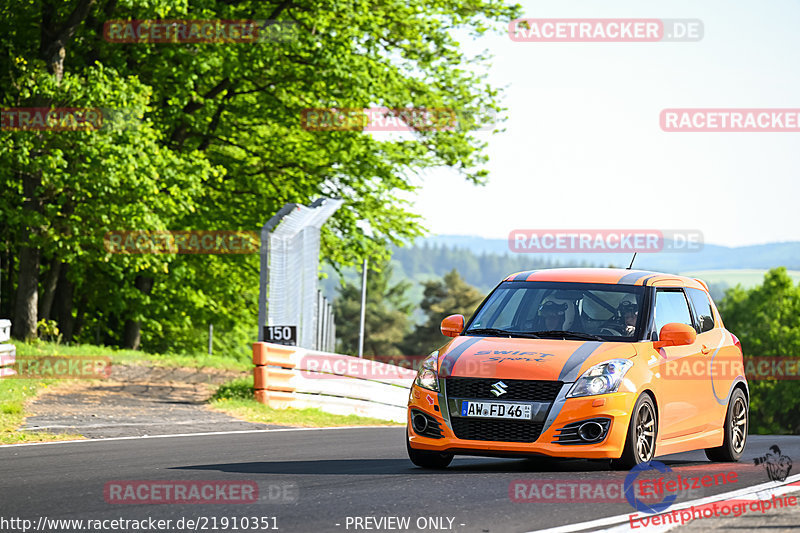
[252,342,415,423]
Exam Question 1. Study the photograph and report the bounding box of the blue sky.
[405,0,800,247]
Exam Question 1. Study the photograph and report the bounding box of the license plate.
[460,401,532,420]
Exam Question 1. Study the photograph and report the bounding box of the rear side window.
[686,287,715,333]
[653,289,694,335]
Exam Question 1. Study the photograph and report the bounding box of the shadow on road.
[170,457,628,475]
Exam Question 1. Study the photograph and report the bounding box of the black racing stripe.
[512,271,534,281]
[640,275,659,286]
[541,383,573,435]
[617,271,652,285]
[439,337,484,378]
[557,341,603,382]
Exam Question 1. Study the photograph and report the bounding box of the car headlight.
[567,359,633,398]
[414,351,439,392]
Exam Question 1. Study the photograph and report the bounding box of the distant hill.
[423,235,800,272]
[321,235,800,312]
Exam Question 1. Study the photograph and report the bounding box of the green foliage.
[334,259,413,357]
[0,0,520,354]
[403,269,484,355]
[718,267,800,434]
[211,376,254,401]
[36,319,61,343]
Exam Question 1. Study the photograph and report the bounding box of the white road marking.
[0,425,402,448]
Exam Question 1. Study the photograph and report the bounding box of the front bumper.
[407,383,636,459]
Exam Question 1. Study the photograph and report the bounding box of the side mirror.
[654,322,697,349]
[440,314,465,337]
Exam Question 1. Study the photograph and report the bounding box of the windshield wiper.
[534,330,606,341]
[465,328,541,339]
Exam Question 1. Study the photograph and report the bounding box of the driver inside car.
[617,295,638,336]
[536,298,576,331]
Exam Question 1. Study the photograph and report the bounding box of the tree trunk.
[123,275,154,350]
[12,171,43,340]
[12,245,40,340]
[0,247,15,318]
[72,295,86,342]
[55,264,75,341]
[39,259,61,320]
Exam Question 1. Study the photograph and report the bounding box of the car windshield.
[465,281,646,341]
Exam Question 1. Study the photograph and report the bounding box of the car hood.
[437,336,637,382]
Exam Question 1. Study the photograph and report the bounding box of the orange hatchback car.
[407,268,748,469]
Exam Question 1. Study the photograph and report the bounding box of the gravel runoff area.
[20,364,289,438]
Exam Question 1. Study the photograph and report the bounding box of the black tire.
[406,430,453,469]
[705,388,748,462]
[611,393,657,470]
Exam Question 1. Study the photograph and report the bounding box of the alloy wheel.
[635,402,656,462]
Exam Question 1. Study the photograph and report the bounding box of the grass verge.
[13,340,250,371]
[209,377,402,427]
[0,378,83,444]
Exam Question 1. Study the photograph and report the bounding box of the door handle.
[701,345,712,355]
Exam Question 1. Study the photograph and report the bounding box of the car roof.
[503,268,707,290]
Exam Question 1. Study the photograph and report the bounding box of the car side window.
[653,289,694,336]
[686,287,715,333]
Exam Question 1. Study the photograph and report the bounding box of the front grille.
[445,378,562,402]
[450,418,544,443]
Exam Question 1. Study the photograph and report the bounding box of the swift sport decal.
[482,356,555,363]
[476,349,556,363]
[474,350,554,356]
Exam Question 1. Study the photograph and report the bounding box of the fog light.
[578,421,604,441]
[412,413,429,434]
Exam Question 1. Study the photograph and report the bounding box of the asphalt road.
[1,429,798,533]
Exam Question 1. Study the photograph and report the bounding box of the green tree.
[0,0,520,352]
[717,267,800,433]
[334,260,412,357]
[404,269,484,355]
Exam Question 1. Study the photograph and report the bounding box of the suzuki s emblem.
[491,381,508,397]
